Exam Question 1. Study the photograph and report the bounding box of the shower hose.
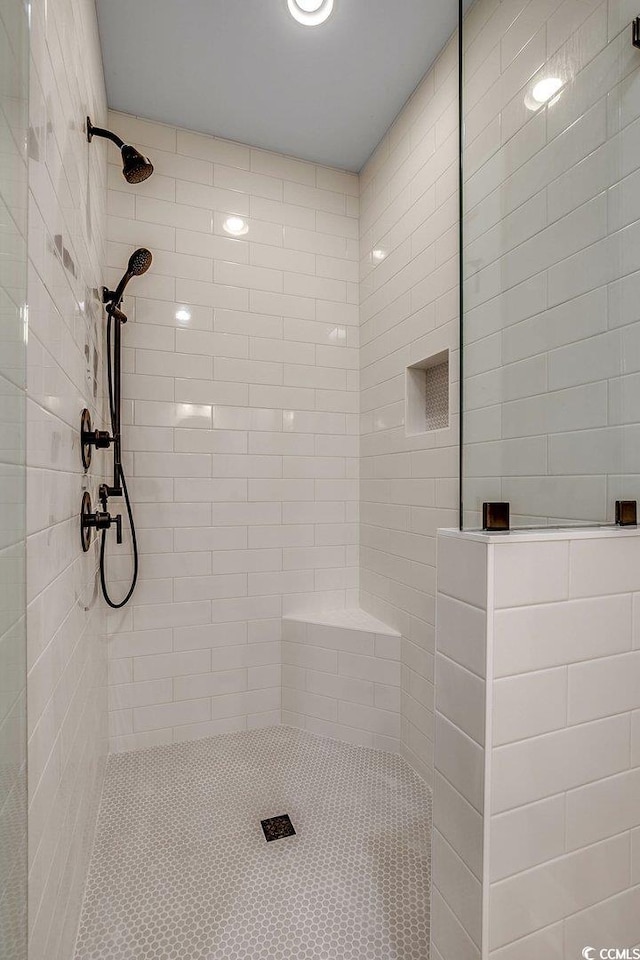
[100,303,139,608]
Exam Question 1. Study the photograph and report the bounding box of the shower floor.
[73,725,432,960]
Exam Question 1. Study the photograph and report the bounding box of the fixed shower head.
[104,248,153,307]
[87,117,154,184]
[121,145,155,185]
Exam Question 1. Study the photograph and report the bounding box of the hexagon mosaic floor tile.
[74,725,432,960]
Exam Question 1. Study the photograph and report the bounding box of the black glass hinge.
[616,501,637,527]
[482,502,510,532]
[634,17,640,49]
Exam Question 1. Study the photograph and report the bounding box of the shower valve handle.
[92,510,123,543]
[81,492,123,550]
[97,485,124,543]
[99,510,122,544]
[81,409,112,470]
[84,428,112,449]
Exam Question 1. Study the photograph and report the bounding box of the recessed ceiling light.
[287,0,334,27]
[175,307,191,323]
[223,215,249,236]
[371,249,387,263]
[526,77,564,111]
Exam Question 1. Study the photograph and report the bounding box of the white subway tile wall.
[0,0,28,955]
[359,33,460,787]
[105,111,360,751]
[434,529,640,958]
[281,611,402,750]
[462,0,640,527]
[26,0,108,957]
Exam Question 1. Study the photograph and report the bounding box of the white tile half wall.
[434,528,640,959]
[105,112,361,751]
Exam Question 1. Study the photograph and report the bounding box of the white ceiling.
[96,0,459,172]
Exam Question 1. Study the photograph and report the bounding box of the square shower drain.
[261,815,296,842]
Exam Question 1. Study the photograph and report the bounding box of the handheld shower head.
[128,248,153,277]
[104,248,153,307]
[87,118,154,184]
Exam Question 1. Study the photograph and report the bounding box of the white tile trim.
[283,608,400,636]
[439,527,640,544]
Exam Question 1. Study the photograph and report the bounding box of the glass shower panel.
[0,0,28,955]
[461,0,640,529]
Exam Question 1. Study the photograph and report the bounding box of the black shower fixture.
[80,407,112,470]
[103,247,153,308]
[79,247,154,607]
[634,17,640,49]
[102,248,152,508]
[87,117,154,183]
[81,491,122,553]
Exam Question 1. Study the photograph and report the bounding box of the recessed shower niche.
[405,350,450,437]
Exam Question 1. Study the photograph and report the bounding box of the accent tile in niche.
[74,725,432,960]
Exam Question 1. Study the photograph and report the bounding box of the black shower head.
[87,117,154,184]
[128,248,153,277]
[104,248,153,307]
[121,145,154,184]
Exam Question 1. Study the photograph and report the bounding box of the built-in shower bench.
[281,609,402,750]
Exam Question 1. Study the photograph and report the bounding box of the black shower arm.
[87,117,125,150]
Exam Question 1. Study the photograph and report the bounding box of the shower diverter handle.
[86,509,123,543]
[81,491,123,552]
